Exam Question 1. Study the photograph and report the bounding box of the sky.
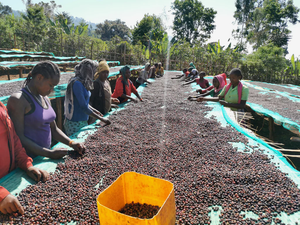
[1,0,300,58]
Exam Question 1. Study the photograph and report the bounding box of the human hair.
[98,58,106,63]
[154,63,158,67]
[23,61,60,87]
[199,71,206,76]
[229,68,242,79]
[183,68,187,72]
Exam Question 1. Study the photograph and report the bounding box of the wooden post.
[7,70,11,80]
[84,43,86,57]
[269,117,275,140]
[124,44,126,64]
[66,41,68,57]
[60,31,63,56]
[14,33,17,48]
[56,97,63,130]
[91,41,94,59]
[9,33,12,49]
[19,68,23,78]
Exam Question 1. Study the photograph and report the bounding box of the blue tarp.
[0,49,55,56]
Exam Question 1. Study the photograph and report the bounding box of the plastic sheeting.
[242,81,300,103]
[0,55,85,61]
[0,60,82,68]
[0,49,55,56]
[247,102,300,133]
[203,102,300,223]
[2,72,300,223]
[0,78,153,194]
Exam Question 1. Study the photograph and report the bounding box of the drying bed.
[1,72,300,224]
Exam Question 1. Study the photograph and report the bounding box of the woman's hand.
[100,117,111,125]
[111,104,119,109]
[219,100,227,106]
[197,97,204,102]
[70,142,86,155]
[131,98,138,103]
[94,110,103,117]
[0,194,24,215]
[26,166,49,182]
[111,98,120,104]
[49,149,69,159]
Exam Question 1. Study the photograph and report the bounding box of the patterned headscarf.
[74,59,98,90]
[120,65,131,86]
[64,59,98,120]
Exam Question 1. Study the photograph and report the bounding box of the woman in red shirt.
[0,101,49,215]
[112,66,143,103]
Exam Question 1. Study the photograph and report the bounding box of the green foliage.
[234,0,299,50]
[171,0,217,46]
[38,1,61,19]
[0,2,12,17]
[55,12,72,26]
[241,43,287,82]
[132,14,167,47]
[95,19,131,41]
[21,4,47,50]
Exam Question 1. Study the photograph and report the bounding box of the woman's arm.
[89,81,99,108]
[73,81,93,115]
[171,74,184,79]
[197,97,220,102]
[88,105,111,124]
[219,100,247,109]
[182,79,196,86]
[7,94,58,158]
[50,120,85,154]
[131,82,142,102]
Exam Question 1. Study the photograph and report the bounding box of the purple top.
[22,88,56,150]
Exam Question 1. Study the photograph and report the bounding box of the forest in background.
[0,0,299,84]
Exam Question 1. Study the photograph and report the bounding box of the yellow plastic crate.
[97,171,176,225]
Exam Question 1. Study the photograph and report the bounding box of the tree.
[132,14,167,47]
[95,19,131,41]
[21,4,47,50]
[242,43,287,82]
[171,0,217,45]
[234,0,299,51]
[38,1,61,19]
[55,11,73,27]
[0,2,12,17]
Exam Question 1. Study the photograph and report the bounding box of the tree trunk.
[60,31,63,56]
[91,41,94,59]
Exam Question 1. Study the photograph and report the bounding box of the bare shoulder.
[7,91,28,112]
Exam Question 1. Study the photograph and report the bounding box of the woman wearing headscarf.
[111,66,143,104]
[89,61,119,124]
[188,74,226,101]
[136,62,151,88]
[189,62,196,70]
[64,59,111,136]
[155,62,164,77]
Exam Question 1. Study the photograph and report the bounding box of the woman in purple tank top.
[7,61,85,159]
